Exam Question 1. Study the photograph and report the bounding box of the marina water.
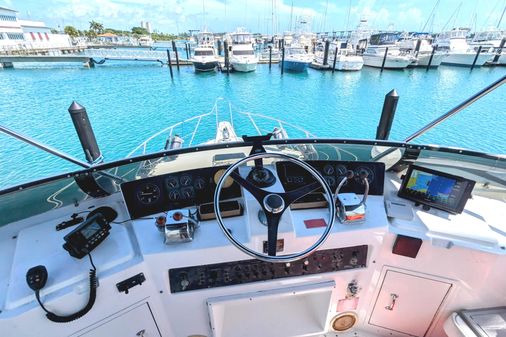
[0,62,505,189]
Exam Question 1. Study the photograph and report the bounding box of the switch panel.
[168,245,368,293]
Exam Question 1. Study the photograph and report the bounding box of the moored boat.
[191,31,219,72]
[281,44,312,72]
[228,28,258,72]
[363,32,416,69]
[435,28,493,67]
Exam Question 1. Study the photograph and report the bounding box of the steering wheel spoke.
[281,181,321,206]
[230,170,267,203]
[266,213,282,256]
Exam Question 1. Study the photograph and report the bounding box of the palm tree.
[89,21,104,35]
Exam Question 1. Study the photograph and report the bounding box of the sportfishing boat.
[435,28,493,67]
[0,76,506,337]
[228,28,258,72]
[398,32,445,68]
[363,33,416,69]
[281,44,313,72]
[191,32,219,72]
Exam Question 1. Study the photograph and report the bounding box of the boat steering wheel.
[214,152,336,263]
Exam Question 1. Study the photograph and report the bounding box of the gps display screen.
[398,165,475,214]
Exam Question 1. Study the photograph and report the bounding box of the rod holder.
[376,89,399,140]
[68,101,102,164]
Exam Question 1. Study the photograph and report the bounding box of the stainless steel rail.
[404,75,506,143]
[372,75,506,163]
[0,125,91,168]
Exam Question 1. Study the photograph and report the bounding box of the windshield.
[233,50,254,55]
[194,50,214,56]
[1,139,505,227]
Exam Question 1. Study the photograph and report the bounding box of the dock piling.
[166,49,173,79]
[281,40,285,75]
[172,40,180,71]
[68,101,102,163]
[185,43,189,60]
[426,46,436,70]
[380,47,389,72]
[217,39,222,56]
[332,47,338,73]
[224,40,230,74]
[492,38,506,64]
[269,46,272,69]
[376,89,400,140]
[323,40,330,66]
[471,46,482,70]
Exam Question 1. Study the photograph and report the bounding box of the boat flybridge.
[228,28,258,72]
[0,77,506,337]
[191,32,219,72]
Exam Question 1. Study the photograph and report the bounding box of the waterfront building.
[0,6,72,52]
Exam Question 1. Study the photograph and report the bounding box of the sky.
[1,0,505,34]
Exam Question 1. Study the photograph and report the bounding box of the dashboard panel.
[121,166,242,219]
[276,160,385,195]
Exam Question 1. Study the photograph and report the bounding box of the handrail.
[0,124,91,168]
[404,75,506,143]
[126,99,317,157]
[238,111,317,138]
[371,75,506,163]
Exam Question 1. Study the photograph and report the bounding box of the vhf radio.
[63,213,111,259]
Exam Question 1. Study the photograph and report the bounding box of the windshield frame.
[1,138,504,197]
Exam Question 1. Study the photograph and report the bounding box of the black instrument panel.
[121,166,242,219]
[169,245,368,293]
[276,160,385,195]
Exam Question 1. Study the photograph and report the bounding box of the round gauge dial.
[181,187,195,199]
[331,312,357,332]
[136,183,161,205]
[213,169,234,188]
[168,189,181,201]
[354,167,374,185]
[324,176,336,187]
[336,164,347,176]
[323,164,335,175]
[166,176,179,189]
[180,175,192,186]
[194,177,206,190]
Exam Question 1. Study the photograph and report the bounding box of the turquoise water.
[0,61,505,190]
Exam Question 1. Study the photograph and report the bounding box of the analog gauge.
[336,164,347,176]
[181,187,195,199]
[168,189,181,201]
[166,176,179,189]
[136,183,161,205]
[354,167,374,185]
[180,175,192,186]
[194,177,206,190]
[324,176,336,187]
[330,312,357,332]
[213,169,234,188]
[323,164,335,176]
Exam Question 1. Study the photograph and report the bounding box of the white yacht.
[315,41,364,71]
[228,29,258,72]
[398,33,445,67]
[363,33,416,69]
[191,32,219,72]
[435,28,492,67]
[468,29,506,65]
[0,77,506,337]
